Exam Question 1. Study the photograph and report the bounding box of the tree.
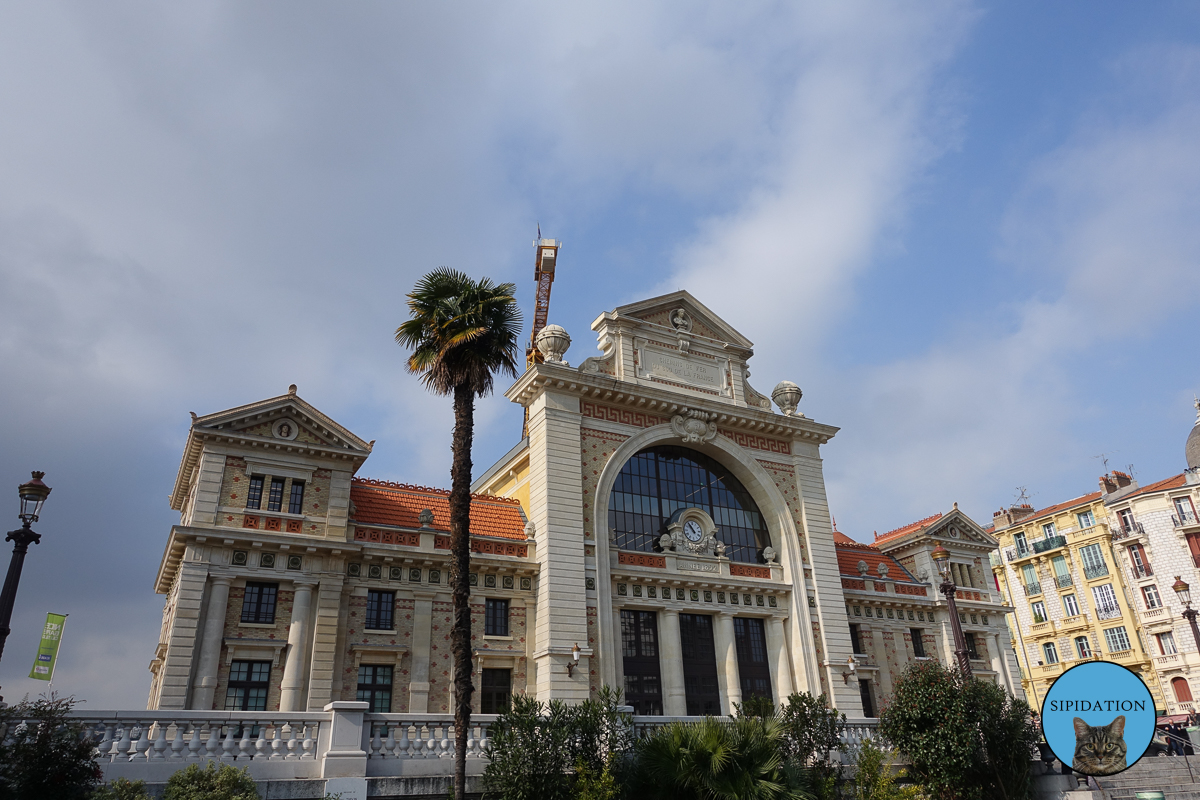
[162,763,259,800]
[879,659,1037,800]
[395,268,522,800]
[0,695,102,800]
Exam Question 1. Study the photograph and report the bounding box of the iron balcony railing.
[1083,563,1109,580]
[989,552,1002,568]
[1130,563,1153,579]
[1023,582,1042,596]
[1033,535,1067,554]
[1054,574,1074,589]
[1111,521,1144,542]
[1174,512,1198,528]
[1005,546,1032,562]
[1096,604,1122,620]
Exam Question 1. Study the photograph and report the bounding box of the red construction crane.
[526,235,561,369]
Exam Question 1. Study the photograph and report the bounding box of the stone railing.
[55,704,885,788]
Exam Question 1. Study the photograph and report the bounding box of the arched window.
[607,445,771,564]
[1173,677,1193,703]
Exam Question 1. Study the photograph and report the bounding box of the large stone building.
[147,290,1020,717]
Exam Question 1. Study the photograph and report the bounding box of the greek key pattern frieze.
[721,429,791,454]
[579,401,665,429]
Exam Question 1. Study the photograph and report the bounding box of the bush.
[735,693,843,800]
[91,778,153,800]
[163,762,259,800]
[482,686,633,800]
[0,694,102,800]
[851,739,921,800]
[880,660,1037,800]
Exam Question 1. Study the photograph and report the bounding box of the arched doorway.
[1173,676,1193,703]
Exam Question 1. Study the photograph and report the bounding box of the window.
[1173,677,1194,703]
[679,614,720,716]
[485,599,510,637]
[240,582,278,624]
[1103,626,1132,653]
[1143,584,1163,609]
[1158,632,1178,656]
[288,480,305,514]
[734,617,772,702]
[910,629,926,658]
[480,668,511,714]
[1075,636,1092,659]
[1021,564,1038,588]
[1128,544,1152,578]
[1043,642,1059,665]
[1118,508,1136,533]
[225,660,271,710]
[621,610,663,715]
[1175,497,1197,524]
[365,590,395,630]
[1080,544,1108,578]
[1092,584,1120,619]
[1042,522,1057,538]
[1077,510,1095,529]
[965,632,980,660]
[849,624,864,655]
[246,476,264,510]
[858,679,875,718]
[356,665,392,713]
[267,478,286,513]
[1013,532,1029,555]
[1063,594,1080,617]
[608,446,771,564]
[1031,601,1047,623]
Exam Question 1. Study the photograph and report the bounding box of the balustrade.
[1083,563,1109,580]
[363,715,496,762]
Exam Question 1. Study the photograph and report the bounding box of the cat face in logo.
[1072,715,1127,775]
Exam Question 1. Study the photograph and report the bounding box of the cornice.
[504,364,839,445]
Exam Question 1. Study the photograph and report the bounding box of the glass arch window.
[608,445,771,564]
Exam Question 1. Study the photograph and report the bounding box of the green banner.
[29,613,67,681]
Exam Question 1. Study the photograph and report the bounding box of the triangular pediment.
[606,291,754,350]
[193,390,371,453]
[928,511,998,548]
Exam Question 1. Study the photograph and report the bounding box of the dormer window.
[246,476,264,510]
[267,478,285,512]
[288,481,306,514]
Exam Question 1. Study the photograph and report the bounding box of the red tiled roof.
[833,533,918,582]
[1120,473,1187,501]
[873,513,943,545]
[1022,492,1102,524]
[350,479,526,540]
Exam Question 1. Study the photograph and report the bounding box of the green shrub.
[91,778,152,800]
[482,686,633,800]
[163,762,259,800]
[851,739,921,800]
[0,695,102,800]
[879,660,1036,800]
[734,692,843,800]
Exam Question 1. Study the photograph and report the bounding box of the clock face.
[683,520,703,542]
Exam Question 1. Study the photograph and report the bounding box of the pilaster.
[660,609,687,715]
[408,592,435,713]
[714,611,740,714]
[766,616,793,700]
[304,575,346,710]
[280,581,317,711]
[190,574,232,710]
[153,560,209,710]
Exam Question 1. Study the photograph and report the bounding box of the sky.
[1,1,1199,707]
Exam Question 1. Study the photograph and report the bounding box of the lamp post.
[1173,576,1200,652]
[932,543,973,676]
[0,472,51,665]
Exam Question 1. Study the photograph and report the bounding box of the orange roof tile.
[873,513,943,545]
[1120,473,1187,501]
[833,534,918,582]
[1021,492,1103,524]
[350,479,526,540]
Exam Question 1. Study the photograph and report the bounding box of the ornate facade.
[148,290,1020,717]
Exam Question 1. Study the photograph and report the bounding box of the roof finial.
[953,501,958,510]
[831,515,837,531]
[288,384,298,395]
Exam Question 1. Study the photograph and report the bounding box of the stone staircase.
[1093,755,1200,799]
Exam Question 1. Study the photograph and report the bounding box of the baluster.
[419,723,433,759]
[384,725,397,759]
[169,722,186,760]
[284,723,299,760]
[239,724,255,760]
[440,723,453,759]
[112,723,133,762]
[186,722,203,760]
[133,724,152,761]
[154,722,171,761]
[95,722,114,763]
[254,722,271,760]
[464,722,476,759]
[207,724,224,761]
[221,724,239,762]
[479,721,491,758]
[370,723,383,759]
[396,722,411,759]
[269,722,284,760]
[300,722,315,759]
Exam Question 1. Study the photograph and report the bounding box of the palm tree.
[396,268,522,800]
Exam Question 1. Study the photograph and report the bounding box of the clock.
[684,520,703,542]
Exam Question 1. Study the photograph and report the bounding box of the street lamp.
[932,543,973,676]
[0,472,51,664]
[1173,576,1200,652]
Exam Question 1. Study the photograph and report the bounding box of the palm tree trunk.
[450,382,475,800]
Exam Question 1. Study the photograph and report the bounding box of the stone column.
[660,610,687,716]
[714,612,740,714]
[191,575,232,710]
[766,616,793,700]
[871,626,892,698]
[992,632,1015,695]
[280,581,316,711]
[408,592,435,713]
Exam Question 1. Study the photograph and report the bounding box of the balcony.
[1142,607,1167,620]
[1130,563,1154,580]
[1030,621,1052,635]
[1054,574,1073,589]
[1110,522,1144,543]
[1033,535,1067,554]
[1023,582,1042,596]
[1083,563,1109,580]
[1174,511,1198,528]
[989,552,1002,568]
[1058,614,1090,633]
[1096,603,1122,620]
[1005,546,1032,562]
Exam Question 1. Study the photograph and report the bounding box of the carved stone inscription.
[643,349,723,390]
[679,561,719,573]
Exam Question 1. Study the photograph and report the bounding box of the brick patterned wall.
[341,592,417,711]
[212,585,295,711]
[756,460,810,565]
[218,459,331,535]
[580,428,629,538]
[587,605,599,696]
[469,599,528,712]
[812,621,828,696]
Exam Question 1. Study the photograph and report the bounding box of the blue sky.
[1,1,1199,705]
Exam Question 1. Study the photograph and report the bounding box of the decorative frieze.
[618,552,666,569]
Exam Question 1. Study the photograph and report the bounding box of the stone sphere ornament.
[771,381,803,416]
[535,324,571,364]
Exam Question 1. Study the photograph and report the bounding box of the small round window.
[607,446,771,563]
